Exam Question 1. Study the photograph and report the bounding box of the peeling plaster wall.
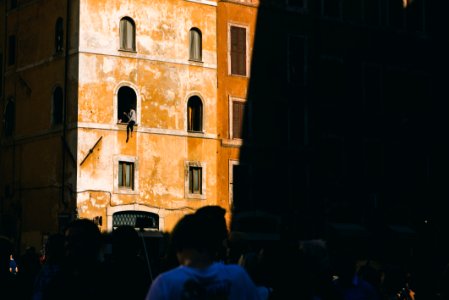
[76,0,218,232]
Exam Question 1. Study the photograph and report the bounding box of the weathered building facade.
[0,0,223,250]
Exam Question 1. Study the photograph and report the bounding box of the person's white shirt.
[145,262,265,300]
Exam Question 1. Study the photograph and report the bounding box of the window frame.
[229,96,249,140]
[8,35,16,66]
[228,23,249,77]
[119,17,136,52]
[114,155,139,194]
[3,97,15,137]
[185,161,206,200]
[55,17,64,54]
[228,160,252,211]
[189,27,203,62]
[114,83,140,126]
[187,95,204,133]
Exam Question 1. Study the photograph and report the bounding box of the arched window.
[189,28,202,61]
[117,86,137,124]
[52,86,63,125]
[120,17,136,51]
[4,97,15,136]
[55,18,64,53]
[187,96,203,132]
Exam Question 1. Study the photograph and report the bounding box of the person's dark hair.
[112,225,139,256]
[195,205,227,242]
[170,213,217,254]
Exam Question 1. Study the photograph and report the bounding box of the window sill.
[221,138,243,147]
[118,49,137,53]
[186,193,206,200]
[114,188,139,195]
[188,59,203,65]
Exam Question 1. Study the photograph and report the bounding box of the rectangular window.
[230,26,247,76]
[189,166,202,194]
[118,161,134,189]
[231,163,251,211]
[232,100,247,139]
[287,35,306,85]
[8,35,16,66]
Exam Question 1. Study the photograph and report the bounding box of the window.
[189,166,202,194]
[189,28,202,62]
[119,17,136,51]
[8,0,17,10]
[229,161,251,211]
[185,161,206,199]
[55,18,64,53]
[187,96,203,132]
[287,35,306,85]
[118,161,134,190]
[8,35,16,66]
[117,86,137,124]
[4,98,15,136]
[229,25,247,76]
[230,99,248,139]
[52,86,64,125]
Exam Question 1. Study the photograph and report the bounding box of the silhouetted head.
[171,213,217,256]
[195,205,228,261]
[112,225,139,258]
[64,218,102,264]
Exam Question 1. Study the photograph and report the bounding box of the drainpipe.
[61,0,71,213]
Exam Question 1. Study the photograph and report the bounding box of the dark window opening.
[118,161,134,189]
[4,98,15,136]
[187,96,203,132]
[230,26,247,76]
[189,28,202,61]
[53,87,64,125]
[232,164,251,211]
[117,86,137,124]
[113,211,159,230]
[8,36,16,66]
[120,17,136,51]
[189,166,202,194]
[55,18,64,53]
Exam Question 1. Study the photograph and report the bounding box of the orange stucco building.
[1,0,259,251]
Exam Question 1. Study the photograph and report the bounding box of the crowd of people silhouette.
[0,205,448,299]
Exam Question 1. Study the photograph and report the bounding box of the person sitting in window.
[123,106,136,143]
